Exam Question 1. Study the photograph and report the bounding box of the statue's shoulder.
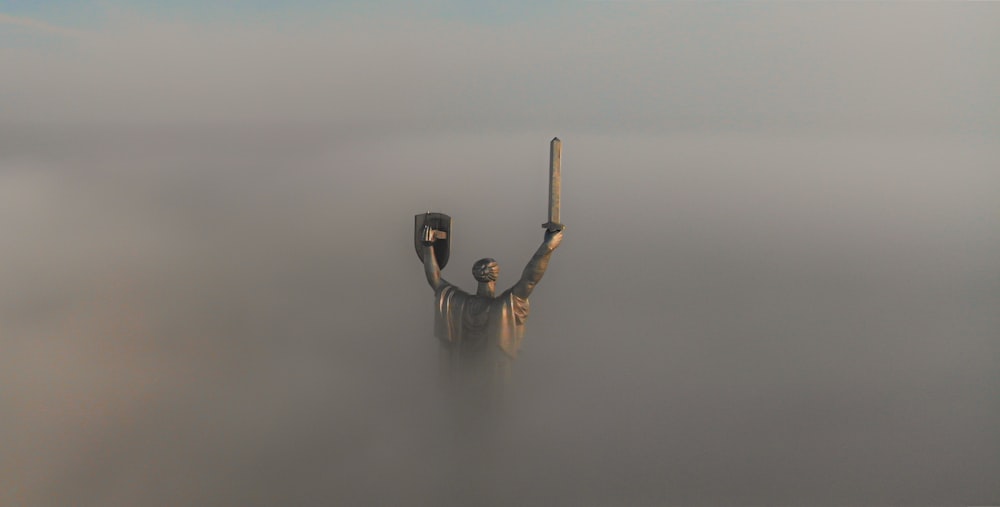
[436,281,470,299]
[498,287,527,304]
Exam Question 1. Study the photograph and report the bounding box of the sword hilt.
[542,221,565,232]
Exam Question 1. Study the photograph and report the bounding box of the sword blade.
[544,137,564,231]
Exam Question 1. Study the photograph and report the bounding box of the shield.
[414,212,452,269]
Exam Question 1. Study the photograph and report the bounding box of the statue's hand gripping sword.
[542,137,565,232]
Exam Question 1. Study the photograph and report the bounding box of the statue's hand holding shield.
[414,212,452,269]
[421,225,447,244]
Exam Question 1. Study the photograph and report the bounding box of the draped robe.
[434,283,530,363]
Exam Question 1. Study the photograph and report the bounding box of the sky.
[1,2,999,506]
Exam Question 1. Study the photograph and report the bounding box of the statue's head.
[472,258,499,283]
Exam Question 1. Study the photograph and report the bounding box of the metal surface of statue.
[415,138,565,384]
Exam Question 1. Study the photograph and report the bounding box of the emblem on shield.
[414,212,452,269]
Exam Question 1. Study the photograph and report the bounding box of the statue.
[415,138,565,384]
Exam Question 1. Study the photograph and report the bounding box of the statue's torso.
[434,284,530,360]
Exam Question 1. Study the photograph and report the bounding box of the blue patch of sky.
[0,0,106,28]
[1,0,569,30]
[428,0,567,25]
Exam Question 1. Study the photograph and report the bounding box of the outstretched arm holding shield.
[422,243,445,291]
[415,212,452,291]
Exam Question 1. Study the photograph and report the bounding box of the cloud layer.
[2,4,997,130]
[1,3,999,506]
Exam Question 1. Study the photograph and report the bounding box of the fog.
[1,3,998,506]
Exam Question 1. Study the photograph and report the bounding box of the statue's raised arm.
[415,213,453,292]
[513,137,565,299]
[422,243,444,291]
[511,229,564,299]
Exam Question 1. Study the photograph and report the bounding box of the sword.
[542,137,565,232]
